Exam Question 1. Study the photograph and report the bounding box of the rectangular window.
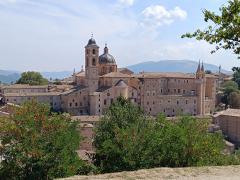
[104,99,107,105]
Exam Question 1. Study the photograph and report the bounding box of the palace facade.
[0,37,217,116]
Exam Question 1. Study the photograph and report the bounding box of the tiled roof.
[96,86,111,92]
[4,92,60,97]
[133,72,196,79]
[132,72,217,79]
[205,74,218,78]
[60,85,87,95]
[214,108,240,117]
[75,71,85,77]
[115,80,128,87]
[100,72,131,78]
[1,84,48,89]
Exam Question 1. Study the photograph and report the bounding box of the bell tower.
[85,35,99,92]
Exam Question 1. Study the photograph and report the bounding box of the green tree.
[94,96,147,172]
[205,70,212,74]
[229,91,240,108]
[17,71,48,85]
[221,81,239,106]
[182,0,240,58]
[0,101,85,179]
[232,67,240,88]
[94,97,230,173]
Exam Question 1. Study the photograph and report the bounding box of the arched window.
[92,49,96,54]
[92,58,96,66]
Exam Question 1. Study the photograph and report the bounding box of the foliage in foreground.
[94,97,240,173]
[16,71,48,85]
[182,0,240,58]
[0,101,85,179]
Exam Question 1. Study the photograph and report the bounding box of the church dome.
[99,45,116,64]
[87,38,96,46]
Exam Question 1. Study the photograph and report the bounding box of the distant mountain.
[0,60,231,84]
[127,60,231,74]
[0,70,73,84]
[0,73,20,84]
[41,71,72,80]
[0,70,20,76]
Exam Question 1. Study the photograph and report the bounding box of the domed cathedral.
[98,44,117,76]
[68,37,217,116]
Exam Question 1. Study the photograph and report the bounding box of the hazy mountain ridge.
[0,71,72,84]
[127,60,231,74]
[0,60,231,84]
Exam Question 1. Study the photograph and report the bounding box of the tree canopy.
[0,101,85,179]
[16,71,48,85]
[182,0,240,58]
[232,67,240,88]
[94,97,236,173]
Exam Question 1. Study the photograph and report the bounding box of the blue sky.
[0,0,239,71]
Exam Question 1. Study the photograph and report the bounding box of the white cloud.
[142,5,187,27]
[119,0,134,6]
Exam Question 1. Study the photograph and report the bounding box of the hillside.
[127,60,231,74]
[60,166,240,180]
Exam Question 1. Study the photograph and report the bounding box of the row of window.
[148,108,197,114]
[69,102,84,107]
[144,79,190,86]
[146,89,195,96]
[146,99,197,105]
